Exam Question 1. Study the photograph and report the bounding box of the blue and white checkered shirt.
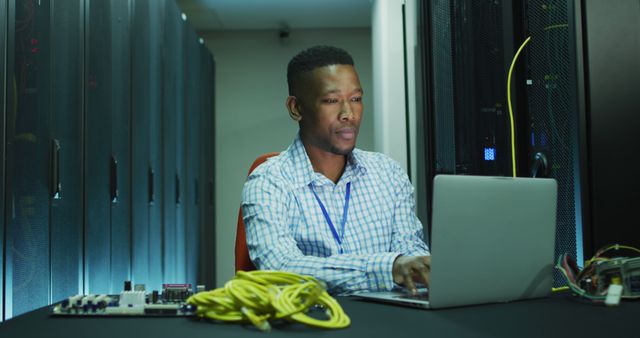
[241,134,430,294]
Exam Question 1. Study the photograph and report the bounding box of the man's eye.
[322,98,339,104]
[351,97,362,103]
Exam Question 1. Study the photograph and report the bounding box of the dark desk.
[1,292,638,338]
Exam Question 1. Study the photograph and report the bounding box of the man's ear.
[286,96,303,122]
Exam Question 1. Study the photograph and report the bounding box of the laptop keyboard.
[394,292,429,301]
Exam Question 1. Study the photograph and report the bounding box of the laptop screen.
[427,175,557,308]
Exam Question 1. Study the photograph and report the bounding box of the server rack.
[1,0,215,320]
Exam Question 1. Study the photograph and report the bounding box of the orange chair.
[235,152,280,272]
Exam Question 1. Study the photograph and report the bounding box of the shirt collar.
[287,133,367,188]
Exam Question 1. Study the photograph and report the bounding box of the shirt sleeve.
[242,172,400,294]
[388,161,431,256]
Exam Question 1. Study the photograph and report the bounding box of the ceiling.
[176,0,372,31]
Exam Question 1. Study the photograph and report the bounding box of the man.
[242,45,430,294]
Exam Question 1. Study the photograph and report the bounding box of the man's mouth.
[336,128,356,140]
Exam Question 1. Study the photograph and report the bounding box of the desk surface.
[1,292,639,338]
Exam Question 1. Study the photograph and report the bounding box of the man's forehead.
[310,64,359,83]
[293,64,360,97]
[311,63,355,74]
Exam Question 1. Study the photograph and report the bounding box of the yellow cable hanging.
[506,24,567,178]
[507,36,532,178]
[186,270,350,332]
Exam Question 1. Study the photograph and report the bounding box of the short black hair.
[287,45,354,96]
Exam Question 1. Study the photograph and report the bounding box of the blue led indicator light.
[484,147,496,161]
[531,132,535,146]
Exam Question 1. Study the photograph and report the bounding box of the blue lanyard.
[309,182,351,254]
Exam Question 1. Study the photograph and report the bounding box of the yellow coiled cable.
[186,270,350,331]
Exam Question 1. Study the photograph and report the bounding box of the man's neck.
[302,140,347,184]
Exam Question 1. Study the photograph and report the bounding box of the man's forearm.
[253,250,400,294]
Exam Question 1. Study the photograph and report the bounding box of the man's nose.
[339,100,354,120]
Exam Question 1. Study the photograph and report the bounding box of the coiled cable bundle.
[186,270,350,331]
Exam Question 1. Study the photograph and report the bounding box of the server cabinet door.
[581,0,640,254]
[524,0,582,285]
[148,0,164,291]
[131,0,152,288]
[174,14,187,284]
[162,0,182,283]
[85,0,113,294]
[198,48,216,290]
[50,0,84,303]
[108,0,132,293]
[0,0,7,321]
[131,0,164,291]
[4,0,52,318]
[185,28,201,288]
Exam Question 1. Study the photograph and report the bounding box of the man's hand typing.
[392,255,431,294]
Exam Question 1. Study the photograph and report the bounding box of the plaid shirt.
[241,135,430,294]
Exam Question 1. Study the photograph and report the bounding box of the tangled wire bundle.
[186,270,350,331]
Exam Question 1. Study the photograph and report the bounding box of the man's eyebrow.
[322,89,341,95]
[322,88,363,95]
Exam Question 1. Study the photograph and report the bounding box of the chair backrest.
[235,152,280,272]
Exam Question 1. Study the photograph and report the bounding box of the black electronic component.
[629,275,640,293]
[152,290,159,304]
[124,280,132,291]
[144,305,179,315]
[161,284,192,302]
[181,304,197,314]
[593,256,640,296]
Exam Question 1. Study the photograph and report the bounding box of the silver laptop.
[354,174,558,309]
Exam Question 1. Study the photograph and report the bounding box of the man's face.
[295,64,363,156]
